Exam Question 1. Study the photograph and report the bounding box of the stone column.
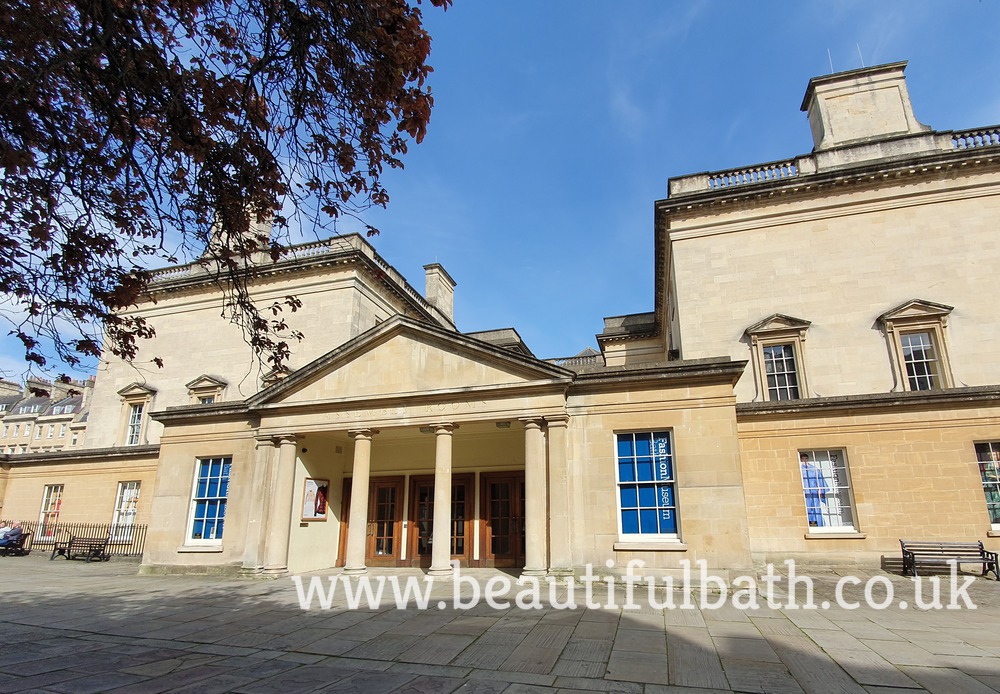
[521,417,547,576]
[241,436,276,575]
[429,423,457,576]
[262,435,298,576]
[545,415,572,575]
[344,428,378,575]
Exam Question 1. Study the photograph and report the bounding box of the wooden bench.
[899,539,999,579]
[0,531,31,557]
[50,535,111,563]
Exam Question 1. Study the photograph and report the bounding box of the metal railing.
[1,520,147,557]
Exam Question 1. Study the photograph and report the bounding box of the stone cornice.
[736,385,1000,418]
[569,358,747,392]
[0,444,160,465]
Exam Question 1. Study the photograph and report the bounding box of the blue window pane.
[210,460,221,477]
[197,479,207,497]
[617,436,634,458]
[192,518,204,539]
[636,458,654,481]
[216,519,224,537]
[639,509,658,533]
[634,434,652,457]
[638,484,656,507]
[218,501,227,519]
[618,461,635,482]
[620,486,638,508]
[219,478,229,497]
[207,479,219,497]
[653,432,671,456]
[222,461,232,477]
[658,485,673,508]
[621,510,639,534]
[653,455,672,481]
[659,508,677,533]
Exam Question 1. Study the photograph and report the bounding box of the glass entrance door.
[408,474,473,566]
[481,473,525,567]
[365,478,403,566]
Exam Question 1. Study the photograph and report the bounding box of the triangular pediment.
[117,382,157,398]
[250,316,573,407]
[879,299,953,323]
[185,374,228,391]
[744,313,811,337]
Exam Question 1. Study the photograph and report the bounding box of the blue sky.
[355,0,1000,360]
[5,0,1000,378]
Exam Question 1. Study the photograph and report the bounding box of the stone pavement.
[2,555,1000,693]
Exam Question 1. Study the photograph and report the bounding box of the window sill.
[804,532,866,540]
[176,545,224,553]
[986,530,1000,538]
[614,542,688,552]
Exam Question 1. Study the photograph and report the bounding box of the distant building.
[1,62,999,576]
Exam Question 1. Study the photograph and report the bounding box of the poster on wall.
[302,478,330,521]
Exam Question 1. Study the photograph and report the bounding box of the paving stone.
[550,659,607,678]
[44,671,148,694]
[467,669,556,686]
[666,627,728,691]
[452,642,517,670]
[391,674,466,694]
[897,665,999,694]
[521,625,573,650]
[823,648,918,688]
[397,634,476,665]
[104,665,236,693]
[319,669,416,693]
[604,650,668,686]
[0,669,89,693]
[720,658,803,694]
[499,643,562,674]
[297,635,359,657]
[860,638,943,667]
[235,664,364,693]
[612,628,665,654]
[774,647,867,694]
[551,676,640,692]
[561,639,612,663]
[452,682,510,694]
[711,636,781,663]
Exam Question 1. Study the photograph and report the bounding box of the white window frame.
[879,300,954,392]
[799,448,858,533]
[614,430,680,543]
[126,403,144,445]
[38,484,64,539]
[58,423,66,438]
[24,422,31,437]
[744,314,811,402]
[976,442,1000,531]
[185,457,232,545]
[111,481,141,543]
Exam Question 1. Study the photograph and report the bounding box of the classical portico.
[241,315,574,575]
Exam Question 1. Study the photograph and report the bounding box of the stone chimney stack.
[801,61,931,151]
[423,263,456,324]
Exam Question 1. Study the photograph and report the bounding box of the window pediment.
[744,314,812,341]
[185,375,228,392]
[117,383,156,400]
[878,299,953,325]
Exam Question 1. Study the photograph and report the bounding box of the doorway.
[407,474,474,567]
[480,472,526,568]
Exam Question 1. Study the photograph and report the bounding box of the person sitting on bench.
[0,522,24,547]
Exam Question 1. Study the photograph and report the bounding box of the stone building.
[1,62,998,577]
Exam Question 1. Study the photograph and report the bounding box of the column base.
[343,566,368,576]
[238,566,264,578]
[520,567,548,577]
[547,568,574,578]
[427,565,454,577]
[260,567,289,578]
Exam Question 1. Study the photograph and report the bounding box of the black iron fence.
[1,520,147,558]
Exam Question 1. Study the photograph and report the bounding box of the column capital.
[348,428,379,440]
[254,435,276,448]
[275,434,299,446]
[519,416,545,431]
[545,415,569,428]
[431,423,458,435]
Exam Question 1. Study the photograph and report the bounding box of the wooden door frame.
[406,473,474,567]
[478,471,526,568]
[335,475,406,567]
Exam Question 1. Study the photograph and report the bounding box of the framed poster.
[302,478,330,521]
